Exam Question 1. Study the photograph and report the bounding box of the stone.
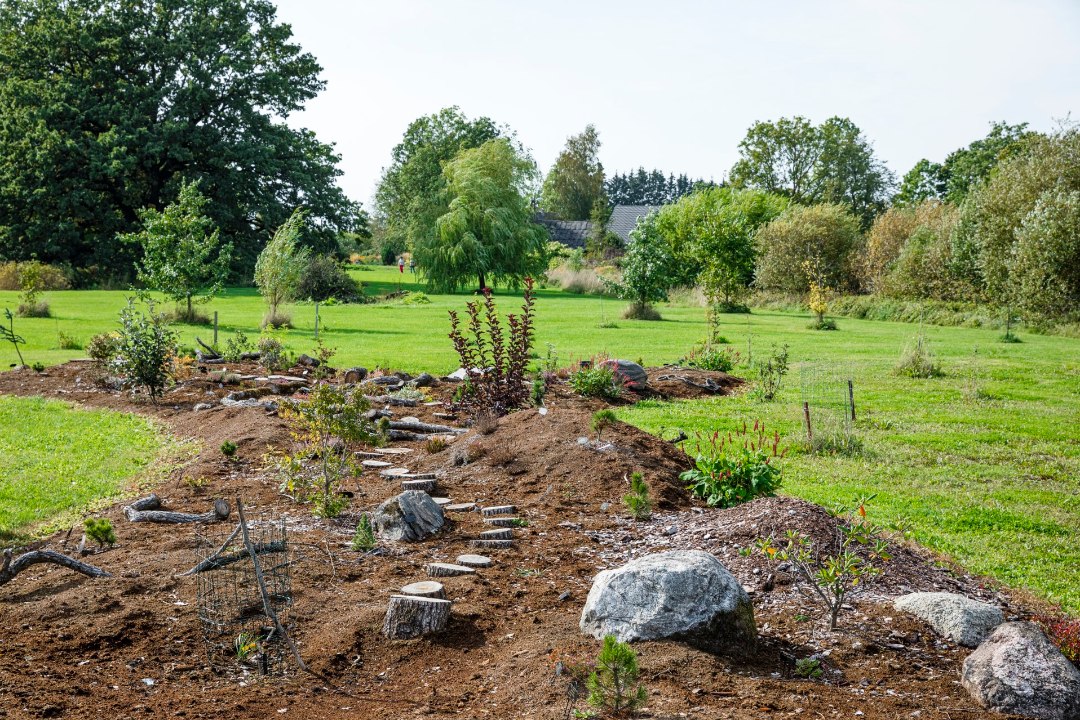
[446,368,469,381]
[371,490,445,542]
[374,447,413,455]
[193,403,214,412]
[580,550,756,652]
[413,372,435,387]
[894,592,1004,647]
[600,359,648,390]
[343,367,368,384]
[962,621,1080,720]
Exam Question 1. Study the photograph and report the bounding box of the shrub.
[750,344,789,401]
[0,261,69,291]
[257,333,290,371]
[757,498,891,630]
[261,310,293,330]
[472,409,499,435]
[425,437,448,454]
[894,333,942,378]
[755,204,864,294]
[15,260,55,318]
[546,264,609,295]
[86,332,121,365]
[590,409,618,442]
[1034,616,1080,667]
[220,440,237,457]
[448,278,536,418]
[84,517,116,548]
[794,658,824,679]
[621,302,661,321]
[606,212,676,320]
[623,472,651,521]
[221,330,254,362]
[17,300,49,318]
[298,254,362,303]
[586,635,648,716]
[56,330,81,350]
[31,361,45,373]
[400,291,431,305]
[570,365,623,400]
[115,296,178,402]
[680,421,786,508]
[679,345,739,372]
[350,514,377,552]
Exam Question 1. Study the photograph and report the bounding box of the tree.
[894,159,949,207]
[1010,189,1080,323]
[606,168,712,205]
[540,124,607,221]
[375,107,509,259]
[255,209,310,327]
[754,204,864,294]
[657,187,788,308]
[730,116,893,227]
[420,139,548,292]
[121,180,231,322]
[609,212,676,319]
[0,0,357,281]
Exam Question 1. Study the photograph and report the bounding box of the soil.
[0,362,1043,719]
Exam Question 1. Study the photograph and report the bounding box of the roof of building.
[606,205,661,244]
[533,212,592,249]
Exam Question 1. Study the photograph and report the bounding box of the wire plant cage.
[194,517,295,677]
[798,362,860,452]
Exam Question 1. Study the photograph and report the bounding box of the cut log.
[401,581,446,599]
[456,554,492,568]
[126,498,230,524]
[426,562,475,578]
[483,517,522,528]
[374,447,413,455]
[382,595,451,639]
[361,459,393,468]
[481,505,516,517]
[0,549,111,587]
[471,539,512,550]
[443,503,477,513]
[479,528,513,541]
[127,494,162,512]
[386,430,431,442]
[388,420,465,435]
[380,467,411,477]
[402,472,436,480]
[363,395,418,407]
[431,497,451,506]
[401,479,435,493]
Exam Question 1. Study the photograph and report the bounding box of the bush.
[298,254,362,303]
[755,204,864,294]
[621,301,661,321]
[350,514,377,552]
[84,517,116,548]
[87,332,121,365]
[623,472,651,521]
[679,345,739,372]
[115,296,178,402]
[400,291,431,305]
[894,333,942,378]
[570,364,623,400]
[261,310,293,329]
[590,408,618,442]
[221,330,254,362]
[448,279,536,418]
[0,261,70,291]
[220,440,237,457]
[17,301,50,318]
[750,344,789,401]
[546,264,610,295]
[586,635,647,716]
[257,333,290,371]
[1035,616,1080,667]
[56,330,81,350]
[680,420,786,508]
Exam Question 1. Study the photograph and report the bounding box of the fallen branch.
[180,541,286,575]
[126,498,230,524]
[387,420,464,435]
[195,337,221,359]
[363,395,419,407]
[0,548,111,587]
[128,494,162,512]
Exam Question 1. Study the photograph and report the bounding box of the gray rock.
[962,621,1080,720]
[446,368,469,382]
[894,592,1004,647]
[580,550,756,652]
[413,372,435,387]
[372,490,445,542]
[601,359,648,390]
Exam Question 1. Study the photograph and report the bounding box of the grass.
[1,265,1079,614]
[0,396,166,539]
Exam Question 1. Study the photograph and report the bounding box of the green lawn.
[2,265,1079,613]
[0,396,165,539]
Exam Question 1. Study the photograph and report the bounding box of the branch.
[0,548,111,587]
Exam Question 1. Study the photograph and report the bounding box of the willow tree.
[254,209,309,327]
[419,139,547,292]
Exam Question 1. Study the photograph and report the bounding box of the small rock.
[371,491,445,542]
[559,591,572,602]
[663,525,678,536]
[894,592,1004,648]
[413,372,435,387]
[599,502,611,512]
[600,359,648,390]
[192,403,213,412]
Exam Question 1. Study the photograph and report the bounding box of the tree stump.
[471,539,512,550]
[401,581,446,599]
[479,528,513,541]
[361,459,393,468]
[443,503,477,513]
[382,595,451,639]
[379,467,411,477]
[401,479,435,493]
[456,554,492,568]
[426,562,475,577]
[431,497,452,506]
[374,447,413,456]
[483,517,521,528]
[481,505,516,517]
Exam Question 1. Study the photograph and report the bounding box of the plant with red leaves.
[1035,616,1080,667]
[679,420,788,507]
[448,278,536,418]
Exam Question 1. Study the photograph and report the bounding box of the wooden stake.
[803,401,813,444]
[314,302,319,341]
[847,379,856,421]
[213,311,218,349]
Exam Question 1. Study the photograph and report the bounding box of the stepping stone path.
[444,502,478,513]
[481,505,516,517]
[456,554,492,568]
[380,467,411,477]
[402,479,435,493]
[375,447,413,455]
[484,517,523,528]
[479,528,513,541]
[361,459,393,468]
[426,562,476,577]
[402,472,436,480]
[401,580,446,599]
[470,503,520,550]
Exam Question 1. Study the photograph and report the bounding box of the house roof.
[533,212,592,249]
[606,205,661,244]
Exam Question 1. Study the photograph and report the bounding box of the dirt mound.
[643,365,743,399]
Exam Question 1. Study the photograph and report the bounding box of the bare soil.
[0,362,1038,719]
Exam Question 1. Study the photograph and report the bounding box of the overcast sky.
[272,0,1080,209]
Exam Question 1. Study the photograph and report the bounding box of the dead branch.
[0,548,111,587]
[387,420,464,435]
[179,541,286,575]
[126,498,230,524]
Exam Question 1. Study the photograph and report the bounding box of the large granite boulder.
[580,550,755,652]
[601,359,648,390]
[894,592,1004,647]
[372,491,445,542]
[962,621,1080,720]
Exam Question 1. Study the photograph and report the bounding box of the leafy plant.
[86,332,120,366]
[386,381,425,402]
[16,260,50,317]
[1,309,27,367]
[31,361,44,373]
[255,208,309,328]
[234,632,258,661]
[679,345,740,372]
[221,330,254,362]
[894,333,942,378]
[623,472,652,521]
[56,329,80,350]
[257,333,290,372]
[278,383,381,518]
[115,296,178,403]
[749,343,789,401]
[757,498,891,630]
[447,278,536,417]
[1034,616,1080,667]
[586,635,648,716]
[794,657,823,679]
[680,421,786,508]
[220,440,237,458]
[605,211,675,321]
[350,514,377,552]
[570,364,623,400]
[591,409,618,442]
[83,517,116,548]
[425,436,448,454]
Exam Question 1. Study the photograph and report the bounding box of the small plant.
[31,360,45,372]
[182,475,210,491]
[83,517,116,549]
[1,308,27,367]
[86,331,120,366]
[623,472,652,521]
[530,373,547,407]
[508,517,529,528]
[515,566,542,577]
[757,497,891,630]
[680,421,786,508]
[570,364,623,400]
[894,333,942,378]
[350,514,377,552]
[220,440,238,458]
[447,278,536,418]
[221,330,254,362]
[16,260,50,318]
[115,296,179,403]
[591,409,618,442]
[1034,616,1080,667]
[234,632,258,661]
[257,332,290,371]
[794,657,824,679]
[586,635,648,716]
[400,291,431,305]
[311,338,337,380]
[56,329,80,350]
[472,409,499,435]
[806,279,835,330]
[749,344,789,401]
[679,345,740,372]
[386,381,426,402]
[425,436,448,454]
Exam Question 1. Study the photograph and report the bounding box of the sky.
[271,0,1080,209]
